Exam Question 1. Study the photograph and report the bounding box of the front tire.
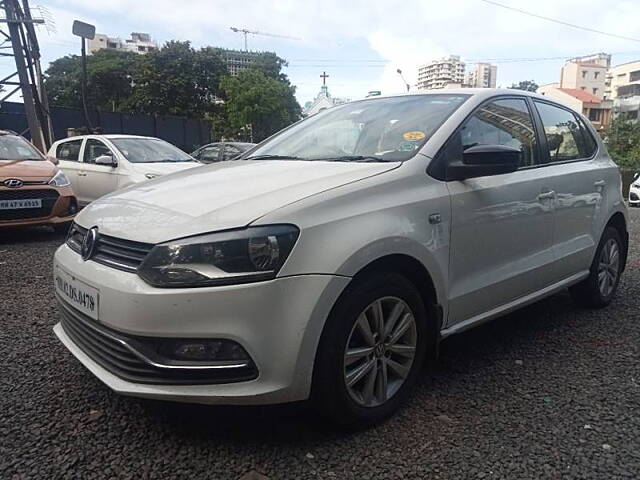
[569,226,623,308]
[312,273,429,428]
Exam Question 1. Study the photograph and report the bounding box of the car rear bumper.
[53,243,350,405]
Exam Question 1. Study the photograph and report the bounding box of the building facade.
[466,63,497,88]
[417,55,465,90]
[217,49,264,76]
[88,32,157,54]
[559,53,610,99]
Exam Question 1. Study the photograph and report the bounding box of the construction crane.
[229,26,300,51]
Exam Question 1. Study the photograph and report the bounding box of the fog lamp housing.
[159,339,249,363]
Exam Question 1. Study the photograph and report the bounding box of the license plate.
[0,198,42,210]
[54,266,100,320]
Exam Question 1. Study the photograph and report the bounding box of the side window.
[222,144,243,161]
[460,98,539,167]
[576,117,597,157]
[83,139,113,164]
[200,145,221,162]
[534,102,584,162]
[56,139,82,162]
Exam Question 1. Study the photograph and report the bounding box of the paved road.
[2,209,639,479]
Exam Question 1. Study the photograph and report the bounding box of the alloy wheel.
[343,296,417,408]
[597,238,620,298]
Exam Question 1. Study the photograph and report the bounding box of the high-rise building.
[88,32,157,55]
[559,53,611,99]
[417,55,465,90]
[217,49,264,76]
[466,63,497,88]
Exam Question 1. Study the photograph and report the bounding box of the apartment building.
[605,61,640,121]
[559,53,610,99]
[417,55,466,90]
[88,32,157,54]
[466,62,497,88]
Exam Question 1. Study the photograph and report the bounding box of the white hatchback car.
[48,135,200,206]
[53,90,628,427]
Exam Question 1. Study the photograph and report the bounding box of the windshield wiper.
[314,155,390,163]
[244,154,305,161]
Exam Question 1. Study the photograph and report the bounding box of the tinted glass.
[461,98,538,167]
[83,139,112,164]
[576,117,597,157]
[247,94,469,162]
[56,139,82,162]
[222,144,243,160]
[534,102,584,162]
[110,138,193,163]
[0,135,43,160]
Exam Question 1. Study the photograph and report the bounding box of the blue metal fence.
[0,101,212,152]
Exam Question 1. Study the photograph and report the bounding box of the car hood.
[76,160,399,243]
[130,161,201,176]
[0,159,55,181]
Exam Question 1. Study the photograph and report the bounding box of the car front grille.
[0,188,59,221]
[67,223,153,272]
[58,297,258,385]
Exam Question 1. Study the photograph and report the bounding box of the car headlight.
[138,225,300,288]
[145,173,159,179]
[49,170,70,187]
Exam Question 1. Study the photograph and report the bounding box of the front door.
[54,138,83,194]
[444,97,557,326]
[77,139,120,204]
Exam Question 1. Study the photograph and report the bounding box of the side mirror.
[95,153,116,167]
[447,144,520,181]
[633,172,639,181]
[46,155,59,165]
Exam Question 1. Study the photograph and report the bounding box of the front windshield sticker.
[398,142,416,152]
[402,131,426,141]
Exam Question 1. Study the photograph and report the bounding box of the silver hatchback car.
[53,89,628,427]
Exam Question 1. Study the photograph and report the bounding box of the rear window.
[56,139,82,162]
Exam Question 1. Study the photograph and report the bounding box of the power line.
[476,0,640,43]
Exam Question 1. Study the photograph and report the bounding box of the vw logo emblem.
[81,227,99,261]
[3,178,23,188]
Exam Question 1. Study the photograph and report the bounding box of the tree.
[220,69,301,142]
[128,41,227,117]
[44,49,139,111]
[605,117,640,168]
[509,80,539,92]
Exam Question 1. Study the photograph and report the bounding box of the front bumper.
[0,184,77,228]
[53,244,350,405]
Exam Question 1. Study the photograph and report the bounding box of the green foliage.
[509,80,539,92]
[604,117,640,168]
[43,42,302,142]
[220,69,301,142]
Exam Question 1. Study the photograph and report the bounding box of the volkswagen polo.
[53,90,628,426]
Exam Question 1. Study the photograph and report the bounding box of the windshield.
[246,94,469,162]
[110,138,194,163]
[0,135,44,161]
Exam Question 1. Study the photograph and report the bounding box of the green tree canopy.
[605,117,640,169]
[220,69,301,142]
[509,80,539,92]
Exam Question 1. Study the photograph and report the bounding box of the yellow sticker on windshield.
[403,131,426,141]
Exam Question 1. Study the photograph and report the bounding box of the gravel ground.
[1,209,639,480]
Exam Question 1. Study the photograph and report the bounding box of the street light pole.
[396,68,410,92]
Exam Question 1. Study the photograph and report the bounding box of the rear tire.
[569,226,623,308]
[312,273,430,429]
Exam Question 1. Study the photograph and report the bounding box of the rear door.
[532,100,605,280]
[78,138,119,203]
[444,97,557,326]
[54,139,83,194]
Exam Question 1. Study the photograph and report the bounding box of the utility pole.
[0,0,53,152]
[72,20,95,133]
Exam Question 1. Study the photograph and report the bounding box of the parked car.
[53,90,629,427]
[629,172,639,207]
[0,130,77,232]
[47,135,200,206]
[191,142,256,163]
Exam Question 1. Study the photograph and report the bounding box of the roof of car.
[56,134,156,142]
[364,88,545,101]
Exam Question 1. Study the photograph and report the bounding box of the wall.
[0,102,212,153]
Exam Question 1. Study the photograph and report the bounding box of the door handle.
[594,180,606,188]
[538,190,556,200]
[78,172,87,177]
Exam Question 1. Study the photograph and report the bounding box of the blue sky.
[6,0,640,106]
